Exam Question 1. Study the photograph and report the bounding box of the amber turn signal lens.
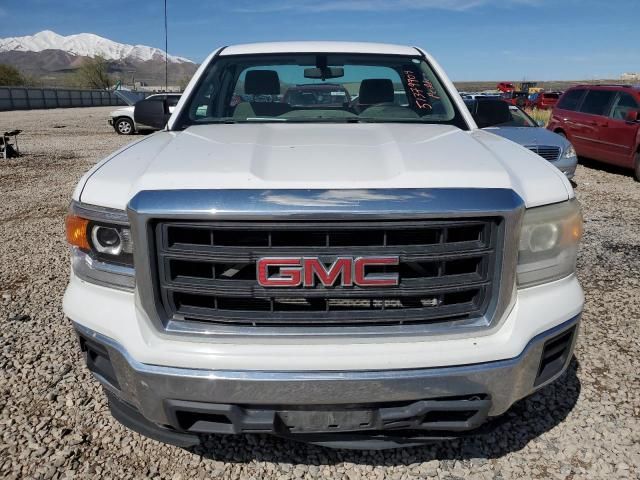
[65,215,90,250]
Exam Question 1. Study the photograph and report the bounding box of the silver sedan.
[484,106,577,180]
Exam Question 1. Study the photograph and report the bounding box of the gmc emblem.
[257,257,400,288]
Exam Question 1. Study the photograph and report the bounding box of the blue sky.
[0,0,637,81]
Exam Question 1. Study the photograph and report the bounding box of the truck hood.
[78,123,572,210]
[109,106,134,117]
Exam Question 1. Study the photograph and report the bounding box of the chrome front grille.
[526,145,561,161]
[153,219,502,328]
[128,188,524,337]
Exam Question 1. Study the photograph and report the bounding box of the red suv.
[534,92,560,110]
[548,85,640,180]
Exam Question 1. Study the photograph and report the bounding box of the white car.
[108,93,181,135]
[64,42,583,449]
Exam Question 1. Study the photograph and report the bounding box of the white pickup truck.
[64,42,584,449]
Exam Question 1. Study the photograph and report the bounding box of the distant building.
[620,72,640,81]
[137,85,182,93]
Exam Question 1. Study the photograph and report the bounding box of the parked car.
[501,91,530,108]
[533,92,561,110]
[66,41,583,449]
[465,99,577,179]
[461,93,502,101]
[548,85,640,180]
[109,93,181,135]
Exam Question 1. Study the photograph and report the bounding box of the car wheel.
[556,131,567,139]
[634,151,640,182]
[115,118,134,135]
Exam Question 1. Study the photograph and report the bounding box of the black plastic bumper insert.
[535,326,576,386]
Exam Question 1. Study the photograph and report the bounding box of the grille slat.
[172,295,484,325]
[159,242,491,263]
[526,145,561,161]
[164,251,489,280]
[154,219,500,329]
[161,278,492,298]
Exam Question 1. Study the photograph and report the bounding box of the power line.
[164,0,168,92]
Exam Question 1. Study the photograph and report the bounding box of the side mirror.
[625,110,640,123]
[537,120,546,127]
[303,67,344,79]
[134,98,170,129]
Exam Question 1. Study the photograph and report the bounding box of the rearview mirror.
[470,99,512,128]
[134,98,171,129]
[625,109,640,123]
[304,67,344,79]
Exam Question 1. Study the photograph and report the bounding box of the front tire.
[115,117,134,135]
[634,151,640,182]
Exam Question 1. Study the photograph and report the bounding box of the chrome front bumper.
[73,314,579,446]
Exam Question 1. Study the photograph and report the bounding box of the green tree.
[0,64,26,86]
[72,56,113,89]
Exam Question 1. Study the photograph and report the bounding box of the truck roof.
[219,41,420,56]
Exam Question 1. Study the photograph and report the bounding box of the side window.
[557,89,584,111]
[579,90,615,116]
[609,92,639,121]
[190,78,218,119]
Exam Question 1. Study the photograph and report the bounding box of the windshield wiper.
[355,117,427,123]
[189,117,435,125]
[190,118,238,124]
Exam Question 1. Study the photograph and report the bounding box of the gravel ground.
[0,107,638,479]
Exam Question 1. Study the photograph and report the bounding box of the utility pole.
[164,0,168,92]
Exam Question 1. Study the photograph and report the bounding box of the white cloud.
[233,0,544,13]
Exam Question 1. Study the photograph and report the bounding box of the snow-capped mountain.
[0,30,193,64]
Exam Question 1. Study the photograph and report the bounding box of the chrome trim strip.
[70,200,130,225]
[128,188,524,220]
[72,249,135,291]
[127,188,525,338]
[84,252,135,277]
[73,314,580,420]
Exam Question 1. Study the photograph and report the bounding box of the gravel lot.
[0,107,638,479]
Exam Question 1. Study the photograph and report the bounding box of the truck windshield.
[176,53,466,128]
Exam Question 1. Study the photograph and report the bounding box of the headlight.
[91,225,133,256]
[517,199,582,288]
[65,202,134,290]
[562,144,576,159]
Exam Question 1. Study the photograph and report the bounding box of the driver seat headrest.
[359,79,394,106]
[245,70,281,95]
